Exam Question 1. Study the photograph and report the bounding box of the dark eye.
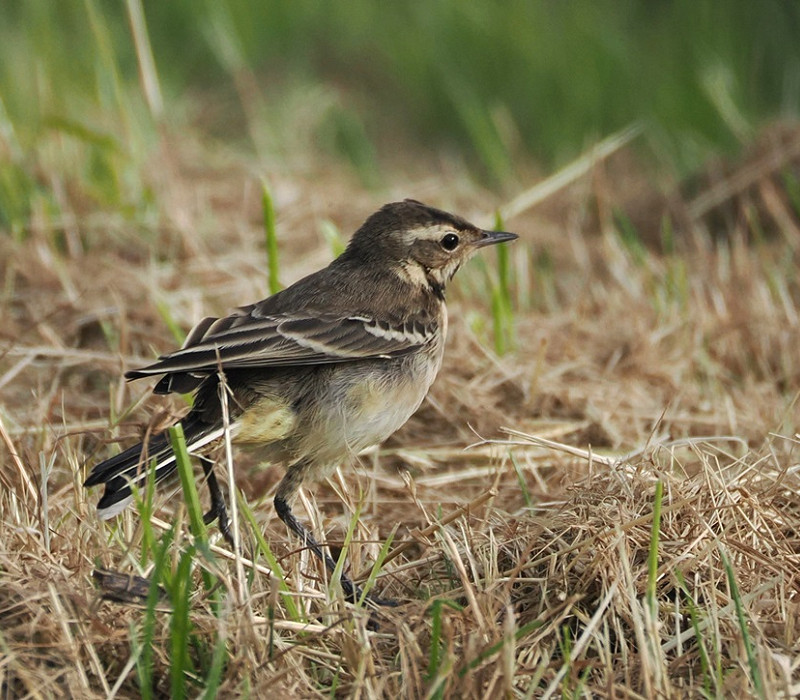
[440,233,460,251]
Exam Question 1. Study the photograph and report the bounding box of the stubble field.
[2,118,800,697]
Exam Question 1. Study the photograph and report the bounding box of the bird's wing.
[126,308,436,380]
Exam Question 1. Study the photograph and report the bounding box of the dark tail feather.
[83,433,170,487]
[84,419,217,519]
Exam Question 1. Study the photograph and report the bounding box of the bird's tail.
[84,418,224,519]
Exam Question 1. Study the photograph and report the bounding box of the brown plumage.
[85,199,517,603]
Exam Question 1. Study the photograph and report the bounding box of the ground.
[1,122,800,697]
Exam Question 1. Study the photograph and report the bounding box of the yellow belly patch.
[235,397,296,444]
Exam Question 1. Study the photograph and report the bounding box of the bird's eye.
[440,233,460,251]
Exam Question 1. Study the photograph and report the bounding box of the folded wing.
[126,306,436,394]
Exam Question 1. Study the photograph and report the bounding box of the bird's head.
[343,199,518,296]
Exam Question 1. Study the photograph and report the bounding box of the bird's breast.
[342,349,443,452]
[293,339,445,465]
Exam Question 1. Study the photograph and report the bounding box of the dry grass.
[2,124,800,698]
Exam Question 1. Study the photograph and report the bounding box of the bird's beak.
[474,229,519,247]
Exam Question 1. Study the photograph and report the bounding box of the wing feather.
[126,311,437,381]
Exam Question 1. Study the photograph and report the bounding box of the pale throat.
[394,258,461,291]
[395,259,432,289]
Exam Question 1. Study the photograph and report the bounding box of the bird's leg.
[200,456,233,546]
[273,494,361,600]
[274,461,394,606]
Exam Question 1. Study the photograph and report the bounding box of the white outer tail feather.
[96,425,232,520]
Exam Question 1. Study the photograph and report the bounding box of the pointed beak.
[474,229,519,247]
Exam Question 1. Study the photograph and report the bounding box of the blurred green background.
[1,0,799,231]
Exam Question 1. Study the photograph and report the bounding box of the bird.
[84,199,518,602]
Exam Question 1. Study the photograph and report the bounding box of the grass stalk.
[460,619,544,677]
[674,570,713,696]
[262,180,281,294]
[169,425,208,546]
[137,525,176,699]
[156,299,188,347]
[330,502,361,599]
[125,0,163,120]
[356,523,397,605]
[490,210,515,354]
[320,219,346,257]
[721,548,764,699]
[427,598,462,696]
[510,452,533,509]
[646,480,664,615]
[237,492,303,622]
[169,546,195,700]
[133,456,158,565]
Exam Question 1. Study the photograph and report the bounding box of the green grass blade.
[82,0,130,136]
[202,626,227,700]
[261,180,281,294]
[613,209,647,267]
[169,424,208,545]
[137,524,176,699]
[237,491,302,622]
[169,424,216,593]
[319,219,346,257]
[782,169,800,218]
[427,599,444,698]
[319,106,380,187]
[646,480,664,615]
[129,456,158,565]
[125,0,163,121]
[721,548,764,699]
[330,502,361,599]
[156,299,187,347]
[459,619,543,677]
[490,209,514,354]
[170,547,195,700]
[445,78,511,182]
[128,621,146,699]
[357,524,397,606]
[427,598,463,695]
[674,570,713,696]
[510,453,533,509]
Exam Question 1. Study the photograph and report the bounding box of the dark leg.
[274,461,395,607]
[200,456,233,546]
[274,495,362,602]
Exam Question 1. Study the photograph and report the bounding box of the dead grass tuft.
[2,123,800,696]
